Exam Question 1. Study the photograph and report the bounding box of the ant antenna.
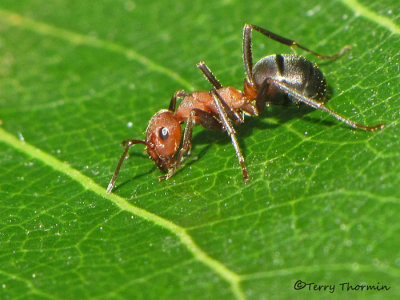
[107,139,148,193]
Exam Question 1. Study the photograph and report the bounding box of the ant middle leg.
[197,61,244,125]
[197,61,223,89]
[211,89,248,182]
[243,24,350,85]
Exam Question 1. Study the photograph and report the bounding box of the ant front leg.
[159,108,223,181]
[242,24,350,85]
[211,89,248,182]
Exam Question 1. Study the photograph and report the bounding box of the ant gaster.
[106,24,384,193]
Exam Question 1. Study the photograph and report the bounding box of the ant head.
[145,109,182,171]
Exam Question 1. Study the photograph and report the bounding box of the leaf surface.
[0,0,399,299]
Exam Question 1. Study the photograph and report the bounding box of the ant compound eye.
[159,127,169,140]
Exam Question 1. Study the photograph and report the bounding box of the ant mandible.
[106,24,384,193]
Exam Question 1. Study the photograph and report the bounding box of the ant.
[106,24,384,193]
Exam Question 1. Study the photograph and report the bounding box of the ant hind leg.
[243,24,350,85]
[268,78,384,131]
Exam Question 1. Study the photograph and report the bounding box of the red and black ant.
[106,24,384,193]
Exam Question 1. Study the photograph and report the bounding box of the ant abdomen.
[253,54,327,107]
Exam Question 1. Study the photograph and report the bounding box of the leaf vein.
[0,128,245,300]
[340,0,400,34]
[0,8,195,90]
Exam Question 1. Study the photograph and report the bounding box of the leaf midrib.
[0,128,244,300]
[341,0,400,34]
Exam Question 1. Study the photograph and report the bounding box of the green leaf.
[0,0,399,299]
